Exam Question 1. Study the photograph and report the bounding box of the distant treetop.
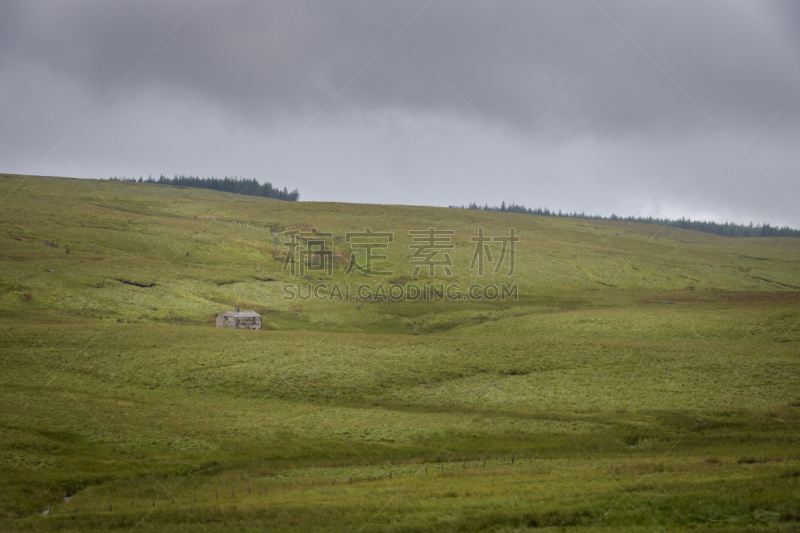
[460,202,800,238]
[104,174,299,201]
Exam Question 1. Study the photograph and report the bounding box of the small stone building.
[216,309,262,330]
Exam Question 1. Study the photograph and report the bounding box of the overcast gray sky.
[1,1,799,226]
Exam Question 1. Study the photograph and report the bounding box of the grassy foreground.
[1,174,799,531]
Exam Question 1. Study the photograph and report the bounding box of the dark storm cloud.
[5,1,798,132]
[1,1,798,224]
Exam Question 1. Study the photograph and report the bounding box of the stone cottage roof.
[224,311,261,318]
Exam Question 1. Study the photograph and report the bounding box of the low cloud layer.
[1,1,798,225]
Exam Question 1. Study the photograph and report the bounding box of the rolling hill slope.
[1,173,799,531]
[2,173,798,328]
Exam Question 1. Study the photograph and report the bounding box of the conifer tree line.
[104,174,299,201]
[462,201,800,237]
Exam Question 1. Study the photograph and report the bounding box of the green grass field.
[1,173,798,531]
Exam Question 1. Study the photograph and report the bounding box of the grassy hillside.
[1,173,798,531]
[2,173,799,324]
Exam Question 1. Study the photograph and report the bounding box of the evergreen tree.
[105,174,299,201]
[462,201,800,237]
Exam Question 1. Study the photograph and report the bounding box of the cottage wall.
[235,317,261,330]
[216,314,236,328]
